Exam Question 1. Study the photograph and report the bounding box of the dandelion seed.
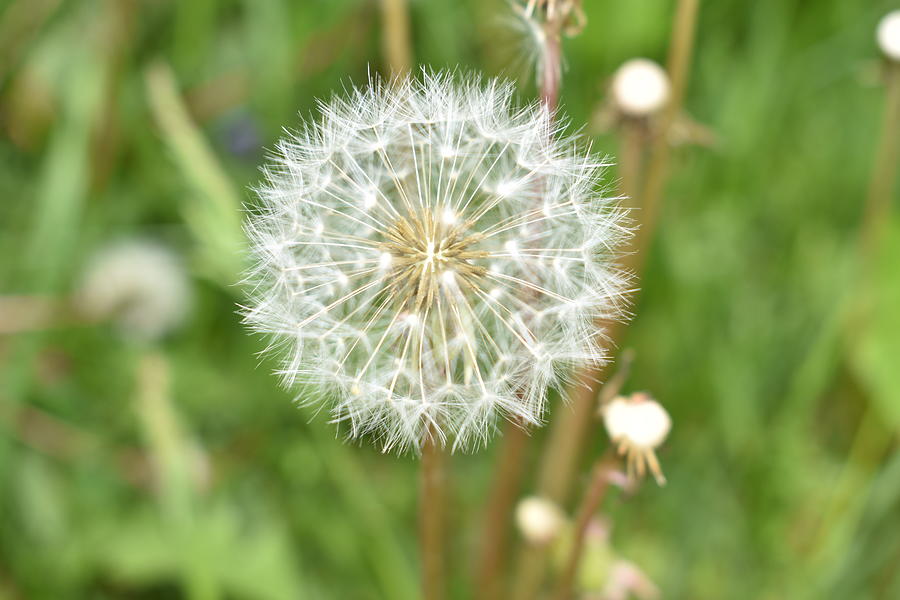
[243,71,629,452]
[601,392,671,485]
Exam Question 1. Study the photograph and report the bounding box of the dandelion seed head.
[76,239,191,341]
[244,71,629,452]
[611,58,670,117]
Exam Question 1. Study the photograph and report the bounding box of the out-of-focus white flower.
[610,59,670,118]
[601,392,671,485]
[76,240,191,341]
[243,72,629,452]
[878,11,900,61]
[516,496,566,545]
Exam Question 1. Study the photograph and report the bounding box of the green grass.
[1,0,899,598]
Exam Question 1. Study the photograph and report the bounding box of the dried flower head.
[509,0,586,105]
[611,59,670,118]
[601,392,671,485]
[76,240,191,341]
[515,496,566,545]
[244,72,629,452]
[878,11,900,62]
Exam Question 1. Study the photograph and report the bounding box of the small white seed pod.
[878,11,900,62]
[611,59,670,117]
[515,496,565,545]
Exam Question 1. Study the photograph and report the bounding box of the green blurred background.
[2,0,900,598]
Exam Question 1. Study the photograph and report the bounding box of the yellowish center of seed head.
[380,209,488,315]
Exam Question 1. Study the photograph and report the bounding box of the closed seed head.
[243,71,629,453]
[611,59,670,118]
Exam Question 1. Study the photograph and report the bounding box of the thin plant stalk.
[634,0,700,263]
[861,61,900,257]
[551,456,615,600]
[539,26,563,113]
[475,7,566,597]
[511,3,700,598]
[421,431,447,600]
[618,120,645,204]
[380,0,413,75]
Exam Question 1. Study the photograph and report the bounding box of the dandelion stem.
[539,27,562,113]
[552,455,615,600]
[635,0,699,263]
[421,429,446,600]
[861,61,900,256]
[619,120,645,204]
[380,0,413,75]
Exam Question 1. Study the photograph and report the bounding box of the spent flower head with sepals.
[244,71,630,452]
[601,392,671,485]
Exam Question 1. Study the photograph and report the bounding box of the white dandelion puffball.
[878,11,900,61]
[76,240,191,341]
[602,393,671,485]
[515,496,566,545]
[611,59,670,117]
[244,72,629,452]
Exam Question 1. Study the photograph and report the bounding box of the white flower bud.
[878,11,900,62]
[515,496,565,545]
[611,59,670,117]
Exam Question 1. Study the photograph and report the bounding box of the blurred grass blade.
[310,426,418,600]
[144,61,245,286]
[853,220,900,428]
[1,24,103,468]
[136,351,219,600]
